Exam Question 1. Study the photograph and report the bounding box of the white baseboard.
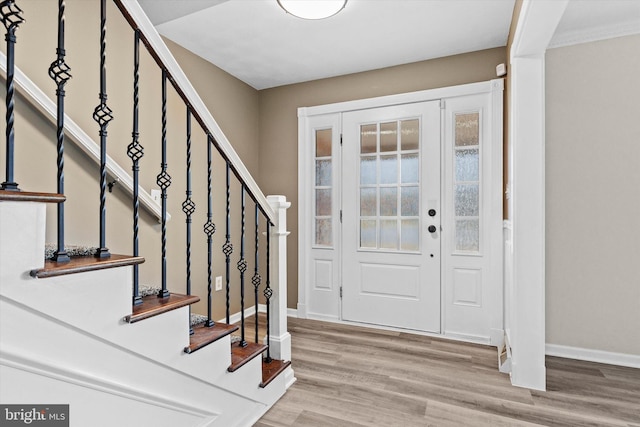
[287,308,298,318]
[546,343,640,369]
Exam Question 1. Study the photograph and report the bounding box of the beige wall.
[258,47,507,308]
[545,34,640,355]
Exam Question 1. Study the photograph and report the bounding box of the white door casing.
[342,101,441,332]
[298,80,503,345]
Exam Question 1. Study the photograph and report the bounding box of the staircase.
[0,1,294,426]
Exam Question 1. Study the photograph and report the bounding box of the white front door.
[341,101,441,332]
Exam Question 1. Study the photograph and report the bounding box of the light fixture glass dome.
[277,0,347,20]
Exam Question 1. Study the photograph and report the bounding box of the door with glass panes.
[341,101,441,332]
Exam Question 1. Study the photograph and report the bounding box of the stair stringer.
[0,201,286,426]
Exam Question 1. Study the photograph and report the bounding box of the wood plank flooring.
[255,317,640,427]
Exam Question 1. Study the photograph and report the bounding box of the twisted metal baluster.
[237,185,248,347]
[156,70,171,298]
[182,109,195,334]
[264,221,273,363]
[0,0,24,191]
[252,204,261,343]
[222,162,233,324]
[48,0,71,263]
[92,0,112,259]
[203,134,216,327]
[128,29,143,305]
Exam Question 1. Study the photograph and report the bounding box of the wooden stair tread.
[0,189,65,203]
[184,322,239,354]
[228,341,268,372]
[125,293,200,324]
[260,359,291,388]
[31,254,144,278]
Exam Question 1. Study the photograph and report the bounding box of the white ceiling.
[138,0,640,90]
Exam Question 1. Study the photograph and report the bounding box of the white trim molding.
[549,21,640,49]
[546,344,640,369]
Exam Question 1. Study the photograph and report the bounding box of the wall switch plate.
[215,276,222,291]
[151,189,161,204]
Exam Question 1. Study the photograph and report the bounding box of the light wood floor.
[255,317,640,427]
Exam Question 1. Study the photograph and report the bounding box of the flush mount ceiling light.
[277,0,347,20]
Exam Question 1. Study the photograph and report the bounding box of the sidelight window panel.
[453,112,480,252]
[314,128,333,247]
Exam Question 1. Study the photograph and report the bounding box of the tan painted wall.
[0,0,261,319]
[258,47,507,308]
[545,34,640,355]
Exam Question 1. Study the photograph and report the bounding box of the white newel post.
[266,195,292,364]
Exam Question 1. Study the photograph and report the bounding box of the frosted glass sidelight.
[360,188,377,216]
[316,159,332,186]
[380,220,398,249]
[455,219,479,251]
[401,219,419,251]
[401,186,419,216]
[401,119,419,151]
[401,153,419,184]
[360,157,376,185]
[455,112,479,147]
[316,188,332,216]
[454,184,479,217]
[316,218,332,246]
[380,121,398,152]
[360,220,376,248]
[380,187,398,216]
[360,124,377,154]
[380,155,398,184]
[455,149,479,181]
[316,128,332,157]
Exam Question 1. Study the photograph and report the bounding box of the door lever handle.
[428,225,437,233]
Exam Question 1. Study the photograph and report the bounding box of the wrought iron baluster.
[252,204,261,343]
[264,221,273,363]
[222,162,233,324]
[156,70,171,298]
[182,109,195,334]
[48,0,71,263]
[92,0,112,259]
[237,185,247,347]
[128,29,143,306]
[203,134,216,327]
[0,0,23,191]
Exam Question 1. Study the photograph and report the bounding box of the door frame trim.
[298,79,504,326]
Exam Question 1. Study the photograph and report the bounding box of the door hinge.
[340,134,343,146]
[340,287,343,298]
[340,209,343,223]
[439,99,445,109]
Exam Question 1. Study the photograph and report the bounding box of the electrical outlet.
[150,189,161,204]
[215,276,222,291]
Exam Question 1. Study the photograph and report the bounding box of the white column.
[508,0,568,391]
[266,195,291,362]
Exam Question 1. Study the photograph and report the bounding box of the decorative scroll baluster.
[128,30,143,305]
[252,204,261,343]
[0,0,23,191]
[264,221,273,363]
[48,0,71,263]
[203,134,216,327]
[156,70,171,298]
[222,162,233,323]
[182,109,195,334]
[237,185,248,347]
[92,0,112,259]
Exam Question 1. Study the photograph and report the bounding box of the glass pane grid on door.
[359,119,421,252]
[314,128,333,247]
[453,112,480,253]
